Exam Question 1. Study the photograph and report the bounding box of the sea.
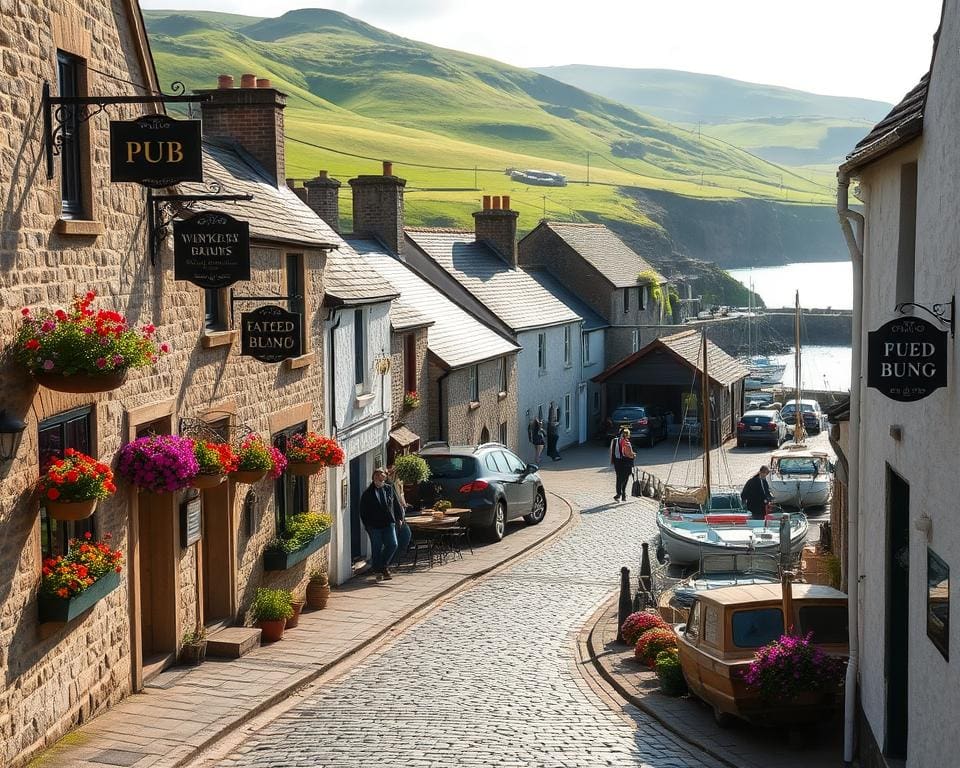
[727,260,852,392]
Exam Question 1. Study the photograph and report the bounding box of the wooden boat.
[675,582,848,726]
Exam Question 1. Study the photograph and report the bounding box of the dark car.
[418,442,546,542]
[780,399,824,435]
[736,409,787,447]
[604,404,667,447]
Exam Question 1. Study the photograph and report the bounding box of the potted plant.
[286,594,307,628]
[620,610,669,646]
[117,434,199,494]
[393,453,430,486]
[39,531,123,623]
[263,512,333,571]
[250,587,293,642]
[231,433,286,484]
[305,569,331,609]
[38,448,117,521]
[284,432,344,476]
[12,291,168,393]
[741,631,846,704]
[402,390,421,410]
[180,626,208,665]
[634,627,678,668]
[191,440,237,490]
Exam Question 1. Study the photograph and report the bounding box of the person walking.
[546,402,562,461]
[741,465,773,520]
[359,467,409,580]
[528,417,546,464]
[386,464,413,568]
[610,426,635,501]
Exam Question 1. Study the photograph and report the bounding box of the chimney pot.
[217,74,234,89]
[482,194,491,210]
[256,78,271,89]
[492,196,502,210]
[382,160,393,177]
[501,195,511,209]
[319,169,329,179]
[240,73,256,88]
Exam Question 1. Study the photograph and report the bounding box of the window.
[896,162,918,306]
[498,356,508,394]
[685,600,701,639]
[354,307,366,391]
[498,450,526,474]
[404,333,416,393]
[422,455,477,479]
[469,364,479,402]
[631,329,639,352]
[593,391,600,415]
[623,288,630,313]
[273,424,307,534]
[39,408,94,558]
[563,326,571,366]
[639,285,647,311]
[731,608,785,648]
[286,254,306,351]
[484,453,503,473]
[499,421,508,445]
[563,394,571,431]
[205,288,226,331]
[537,332,546,372]
[57,51,85,219]
[703,605,721,646]
[582,332,591,365]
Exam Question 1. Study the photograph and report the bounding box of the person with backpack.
[528,417,546,463]
[610,426,636,502]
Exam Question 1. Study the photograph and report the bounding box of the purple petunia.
[117,434,199,493]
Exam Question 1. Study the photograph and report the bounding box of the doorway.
[201,481,234,628]
[349,455,364,562]
[886,466,909,759]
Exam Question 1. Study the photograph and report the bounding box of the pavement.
[32,434,838,768]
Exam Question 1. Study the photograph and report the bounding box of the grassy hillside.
[534,65,890,166]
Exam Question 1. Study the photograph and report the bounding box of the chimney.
[197,75,287,186]
[473,195,519,267]
[303,170,342,233]
[349,161,406,254]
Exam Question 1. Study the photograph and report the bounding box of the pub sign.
[174,211,250,288]
[110,115,203,187]
[241,305,303,363]
[867,316,948,402]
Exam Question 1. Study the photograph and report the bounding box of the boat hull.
[768,477,831,508]
[657,514,808,566]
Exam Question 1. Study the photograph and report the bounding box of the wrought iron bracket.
[147,184,254,265]
[43,80,210,179]
[895,296,955,338]
[179,411,258,444]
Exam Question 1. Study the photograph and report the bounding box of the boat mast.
[701,329,711,495]
[794,290,804,443]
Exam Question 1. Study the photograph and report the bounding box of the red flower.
[25,338,39,350]
[21,307,30,316]
[46,488,60,500]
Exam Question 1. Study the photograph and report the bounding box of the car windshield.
[613,407,646,420]
[777,458,822,474]
[731,608,785,648]
[422,455,477,479]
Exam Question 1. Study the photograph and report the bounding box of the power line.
[287,135,505,173]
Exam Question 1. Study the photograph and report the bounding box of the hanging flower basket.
[231,433,286,483]
[190,440,236,490]
[12,291,168,390]
[287,461,323,477]
[38,448,116,520]
[403,390,421,410]
[284,432,344,474]
[117,435,199,494]
[39,532,123,623]
[230,469,267,484]
[190,473,226,490]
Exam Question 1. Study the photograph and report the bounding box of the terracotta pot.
[257,619,285,642]
[45,498,97,521]
[230,469,267,484]
[180,640,207,666]
[286,600,306,628]
[306,581,330,609]
[33,369,128,393]
[287,461,323,477]
[190,473,226,490]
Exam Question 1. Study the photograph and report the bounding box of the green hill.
[142,9,848,301]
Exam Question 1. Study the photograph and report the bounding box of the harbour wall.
[686,309,852,356]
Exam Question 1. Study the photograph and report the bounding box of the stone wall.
[390,327,430,442]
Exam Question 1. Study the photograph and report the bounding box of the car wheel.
[487,500,506,542]
[524,489,547,525]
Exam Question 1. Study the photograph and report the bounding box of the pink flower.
[160,343,170,353]
[96,357,107,369]
[21,307,30,316]
[42,360,55,371]
[41,321,55,333]
[112,354,124,366]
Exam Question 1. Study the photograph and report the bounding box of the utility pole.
[542,195,547,218]
[586,151,591,186]
[474,165,478,190]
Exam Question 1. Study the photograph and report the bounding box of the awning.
[389,425,420,448]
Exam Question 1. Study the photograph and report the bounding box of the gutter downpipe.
[329,310,343,437]
[837,171,864,766]
[438,368,451,440]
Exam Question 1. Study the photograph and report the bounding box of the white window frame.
[582,331,591,365]
[631,329,639,352]
[564,394,572,431]
[537,332,546,372]
[469,364,479,402]
[498,356,507,394]
[563,326,571,367]
[639,285,647,311]
[354,307,368,394]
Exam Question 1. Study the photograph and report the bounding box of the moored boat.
[768,445,832,508]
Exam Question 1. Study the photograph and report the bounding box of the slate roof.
[180,139,339,249]
[592,329,749,386]
[324,244,398,306]
[525,269,608,331]
[348,239,519,369]
[390,299,433,331]
[405,229,581,332]
[842,74,928,172]
[534,222,665,289]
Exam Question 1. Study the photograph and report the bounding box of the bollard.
[616,566,633,644]
[640,542,652,596]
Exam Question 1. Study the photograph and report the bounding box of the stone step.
[206,626,261,658]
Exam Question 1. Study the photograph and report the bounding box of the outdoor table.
[404,510,471,566]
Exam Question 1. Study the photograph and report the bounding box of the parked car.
[745,392,775,410]
[604,403,667,447]
[780,399,824,435]
[736,409,787,448]
[418,442,546,542]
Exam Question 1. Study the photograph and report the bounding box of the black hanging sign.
[180,494,202,548]
[109,115,203,188]
[241,305,303,363]
[174,211,250,288]
[867,316,948,401]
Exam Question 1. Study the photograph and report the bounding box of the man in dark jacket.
[546,402,562,461]
[359,467,410,580]
[741,465,773,520]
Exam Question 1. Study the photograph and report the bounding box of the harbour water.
[769,345,851,392]
[728,261,853,311]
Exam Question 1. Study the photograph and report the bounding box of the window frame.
[498,356,508,395]
[204,287,227,331]
[639,285,647,311]
[403,332,416,394]
[354,307,367,393]
[286,253,307,352]
[631,329,640,352]
[498,421,508,446]
[563,394,572,432]
[469,364,479,403]
[537,332,547,372]
[57,51,86,220]
[623,288,630,313]
[582,331,591,365]
[273,423,307,535]
[563,326,571,366]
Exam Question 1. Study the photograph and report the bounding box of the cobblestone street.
[210,445,728,768]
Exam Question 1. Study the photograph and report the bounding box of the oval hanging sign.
[174,211,250,288]
[867,316,948,401]
[241,305,303,363]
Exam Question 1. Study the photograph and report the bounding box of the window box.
[263,527,331,571]
[38,569,120,624]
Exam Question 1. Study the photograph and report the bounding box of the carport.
[591,330,749,445]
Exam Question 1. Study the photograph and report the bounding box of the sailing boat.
[656,330,808,565]
[740,274,785,389]
[767,291,833,509]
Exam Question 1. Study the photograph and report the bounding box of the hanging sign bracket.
[895,296,955,338]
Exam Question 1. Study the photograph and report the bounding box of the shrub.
[393,453,430,485]
[194,441,238,475]
[403,390,421,409]
[13,291,167,375]
[235,433,286,478]
[635,627,678,667]
[285,432,345,467]
[39,448,116,502]
[308,569,329,586]
[250,588,293,622]
[654,649,687,696]
[117,435,199,493]
[266,512,333,553]
[741,632,846,702]
[41,531,123,599]
[621,610,669,646]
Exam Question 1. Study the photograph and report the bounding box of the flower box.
[287,461,323,477]
[38,569,120,623]
[190,473,226,490]
[45,498,97,521]
[34,369,128,394]
[263,527,331,571]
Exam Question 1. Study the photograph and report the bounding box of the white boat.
[768,445,832,509]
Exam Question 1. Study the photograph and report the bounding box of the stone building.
[0,6,339,757]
